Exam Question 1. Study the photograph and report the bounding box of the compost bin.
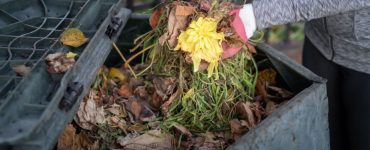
[0,0,329,149]
[0,0,130,149]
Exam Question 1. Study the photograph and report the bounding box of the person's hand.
[222,4,257,59]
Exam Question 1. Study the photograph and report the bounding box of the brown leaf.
[124,96,156,122]
[107,116,127,130]
[134,86,148,98]
[45,52,76,74]
[150,7,165,29]
[117,130,173,150]
[57,124,95,150]
[161,88,180,117]
[153,77,177,97]
[118,84,133,98]
[259,69,277,85]
[172,123,192,138]
[229,119,248,140]
[106,103,125,116]
[75,91,105,130]
[236,102,256,128]
[265,101,278,115]
[12,65,31,76]
[267,85,294,101]
[150,92,163,109]
[200,0,211,11]
[175,5,195,16]
[159,7,189,47]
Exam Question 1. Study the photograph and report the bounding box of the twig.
[112,42,138,78]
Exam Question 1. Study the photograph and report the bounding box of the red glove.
[222,4,256,59]
[222,9,248,59]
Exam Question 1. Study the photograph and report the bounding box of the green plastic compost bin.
[0,0,131,149]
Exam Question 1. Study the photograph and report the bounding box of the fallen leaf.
[172,123,192,138]
[259,69,277,85]
[175,5,195,16]
[150,7,165,29]
[134,86,149,98]
[117,130,173,150]
[229,119,248,140]
[107,116,127,130]
[161,88,180,116]
[45,52,76,74]
[75,91,106,130]
[129,77,145,87]
[200,0,211,11]
[265,101,278,115]
[235,102,256,128]
[60,28,88,47]
[267,85,294,101]
[12,65,31,76]
[57,124,95,150]
[150,92,163,109]
[158,7,189,47]
[108,68,128,83]
[118,84,133,98]
[153,77,177,97]
[124,96,156,122]
[66,52,78,59]
[106,103,125,116]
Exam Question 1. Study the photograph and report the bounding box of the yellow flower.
[175,17,224,78]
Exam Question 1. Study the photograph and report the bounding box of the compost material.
[58,0,294,149]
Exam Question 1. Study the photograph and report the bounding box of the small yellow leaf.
[108,68,127,83]
[66,52,78,59]
[60,28,88,47]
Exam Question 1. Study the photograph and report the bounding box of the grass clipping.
[127,1,259,132]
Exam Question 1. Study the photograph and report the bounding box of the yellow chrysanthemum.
[175,17,224,78]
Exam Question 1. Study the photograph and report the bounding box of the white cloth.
[239,4,257,39]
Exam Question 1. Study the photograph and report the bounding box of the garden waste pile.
[58,1,294,149]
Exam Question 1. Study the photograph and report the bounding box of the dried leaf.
[45,52,76,74]
[66,52,78,59]
[108,68,128,83]
[117,130,173,150]
[150,7,165,29]
[134,86,148,98]
[118,84,133,98]
[229,119,248,140]
[75,91,105,130]
[161,88,180,116]
[106,103,125,116]
[57,124,95,150]
[60,28,88,47]
[265,101,278,115]
[172,123,192,138]
[124,96,156,122]
[267,85,294,101]
[159,8,188,47]
[175,5,195,16]
[150,92,163,109]
[200,0,211,11]
[12,65,31,76]
[236,102,256,128]
[259,69,277,85]
[153,77,177,97]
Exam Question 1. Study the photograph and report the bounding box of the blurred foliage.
[266,23,305,44]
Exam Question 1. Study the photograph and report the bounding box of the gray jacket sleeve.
[252,0,370,29]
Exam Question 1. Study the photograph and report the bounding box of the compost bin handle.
[106,8,129,39]
[58,82,83,111]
